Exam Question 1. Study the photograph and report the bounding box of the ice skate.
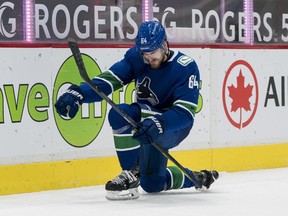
[194,170,219,191]
[105,168,140,200]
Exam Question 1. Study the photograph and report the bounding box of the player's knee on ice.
[140,174,167,193]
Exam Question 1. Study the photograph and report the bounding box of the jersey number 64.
[189,75,199,89]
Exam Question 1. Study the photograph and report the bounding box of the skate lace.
[111,170,137,185]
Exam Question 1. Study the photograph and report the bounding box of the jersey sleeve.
[79,47,139,103]
[159,61,200,132]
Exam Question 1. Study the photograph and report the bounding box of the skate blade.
[105,188,140,201]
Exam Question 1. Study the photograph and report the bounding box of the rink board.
[1,46,288,194]
[0,143,287,195]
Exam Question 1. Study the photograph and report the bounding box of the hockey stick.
[67,38,202,189]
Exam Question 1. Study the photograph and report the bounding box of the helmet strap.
[161,40,170,62]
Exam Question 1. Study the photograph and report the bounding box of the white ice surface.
[0,167,287,216]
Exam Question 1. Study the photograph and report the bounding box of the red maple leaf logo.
[223,60,259,129]
[228,70,254,124]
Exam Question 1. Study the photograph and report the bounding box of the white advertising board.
[0,47,287,165]
[211,49,288,147]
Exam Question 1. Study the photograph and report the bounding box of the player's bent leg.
[139,167,220,194]
[108,103,141,169]
[105,104,142,200]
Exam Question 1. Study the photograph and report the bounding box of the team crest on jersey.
[136,77,159,106]
[177,55,194,66]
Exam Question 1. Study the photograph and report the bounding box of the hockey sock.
[166,166,195,190]
[113,132,140,170]
[166,166,184,189]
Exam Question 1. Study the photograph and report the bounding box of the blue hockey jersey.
[79,46,200,132]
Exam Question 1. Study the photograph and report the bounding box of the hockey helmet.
[135,21,167,53]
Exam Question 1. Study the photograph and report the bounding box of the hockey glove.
[54,84,84,119]
[132,116,164,145]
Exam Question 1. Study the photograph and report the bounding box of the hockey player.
[55,21,219,200]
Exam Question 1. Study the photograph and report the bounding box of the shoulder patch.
[177,55,194,66]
